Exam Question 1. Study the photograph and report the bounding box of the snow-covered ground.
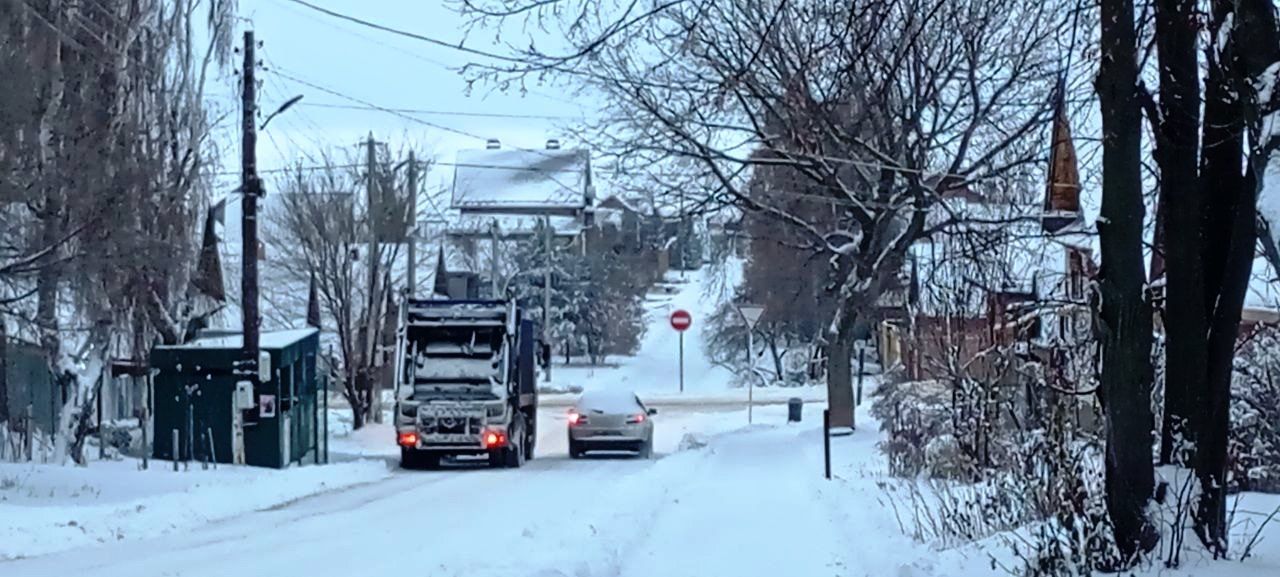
[6,260,1276,576]
[542,262,747,395]
[4,381,1278,576]
[0,458,391,561]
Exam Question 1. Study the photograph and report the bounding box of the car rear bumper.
[573,438,647,451]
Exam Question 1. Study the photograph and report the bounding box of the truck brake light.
[397,432,419,447]
[483,431,507,448]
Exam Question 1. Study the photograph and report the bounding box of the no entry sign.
[670,309,692,332]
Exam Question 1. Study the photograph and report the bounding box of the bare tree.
[0,0,236,463]
[1145,0,1280,555]
[266,155,410,431]
[459,0,1072,427]
[1095,0,1158,561]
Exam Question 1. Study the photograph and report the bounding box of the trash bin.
[788,397,803,423]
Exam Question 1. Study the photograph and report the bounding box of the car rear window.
[576,390,642,413]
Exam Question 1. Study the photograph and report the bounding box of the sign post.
[737,304,765,424]
[670,309,692,392]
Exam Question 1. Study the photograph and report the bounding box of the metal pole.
[823,409,831,480]
[172,429,179,471]
[856,347,866,406]
[322,369,329,464]
[406,152,418,295]
[747,325,754,424]
[208,427,217,469]
[679,331,684,393]
[241,30,262,391]
[140,405,148,470]
[97,380,104,460]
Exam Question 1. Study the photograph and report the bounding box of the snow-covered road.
[2,401,932,577]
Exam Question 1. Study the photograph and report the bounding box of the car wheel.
[638,440,653,459]
[568,438,583,459]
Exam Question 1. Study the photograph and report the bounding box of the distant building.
[444,139,597,295]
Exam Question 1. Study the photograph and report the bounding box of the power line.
[272,67,494,143]
[282,0,523,63]
[269,0,572,107]
[297,102,585,121]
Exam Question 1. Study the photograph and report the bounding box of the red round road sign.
[670,309,692,332]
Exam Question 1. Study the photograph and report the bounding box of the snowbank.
[0,458,391,560]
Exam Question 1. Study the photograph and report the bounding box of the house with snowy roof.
[443,139,598,296]
[883,97,1096,382]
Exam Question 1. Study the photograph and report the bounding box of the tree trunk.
[1193,4,1254,548]
[768,331,784,384]
[827,315,856,429]
[1097,0,1158,561]
[1154,0,1203,466]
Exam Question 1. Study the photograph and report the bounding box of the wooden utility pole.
[406,151,419,295]
[241,30,262,387]
[542,216,552,382]
[490,219,500,297]
[364,134,383,424]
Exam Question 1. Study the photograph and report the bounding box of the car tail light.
[397,432,419,447]
[483,431,507,448]
[568,412,587,426]
[627,413,646,424]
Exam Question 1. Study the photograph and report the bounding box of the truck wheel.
[525,415,536,461]
[400,447,420,470]
[504,418,527,468]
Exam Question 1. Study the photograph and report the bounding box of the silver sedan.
[567,390,656,459]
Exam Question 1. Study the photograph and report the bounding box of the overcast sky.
[209,0,592,196]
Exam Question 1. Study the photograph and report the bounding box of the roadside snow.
[544,262,746,395]
[0,458,391,560]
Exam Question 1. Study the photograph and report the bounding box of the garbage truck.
[393,299,538,469]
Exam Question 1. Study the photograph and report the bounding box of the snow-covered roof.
[912,197,1098,316]
[451,148,591,214]
[445,212,584,238]
[160,328,318,350]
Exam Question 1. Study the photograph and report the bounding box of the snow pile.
[0,458,390,560]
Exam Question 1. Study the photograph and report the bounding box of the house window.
[1067,249,1086,300]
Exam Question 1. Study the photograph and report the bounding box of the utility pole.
[679,190,688,279]
[364,133,383,424]
[490,219,500,297]
[241,30,262,390]
[543,216,552,382]
[406,151,418,296]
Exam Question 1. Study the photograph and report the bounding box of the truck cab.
[393,299,537,469]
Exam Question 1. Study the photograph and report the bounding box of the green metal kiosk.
[150,328,326,469]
